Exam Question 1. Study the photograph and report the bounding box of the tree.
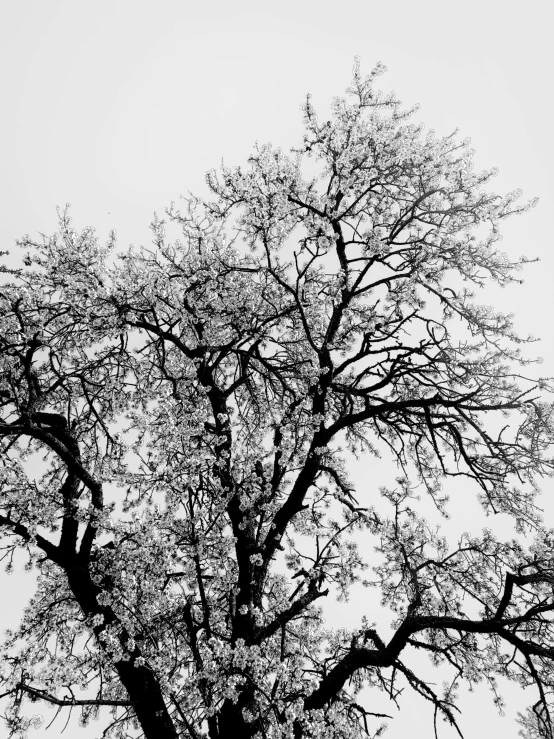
[0,59,553,739]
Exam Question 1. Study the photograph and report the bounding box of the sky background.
[1,1,553,737]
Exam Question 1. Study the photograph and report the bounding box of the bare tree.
[1,60,553,739]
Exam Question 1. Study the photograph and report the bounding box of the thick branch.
[12,682,131,707]
[304,610,554,710]
[254,585,328,644]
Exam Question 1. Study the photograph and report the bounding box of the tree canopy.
[1,60,553,739]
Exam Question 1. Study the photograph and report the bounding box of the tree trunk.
[217,696,258,739]
[115,660,179,739]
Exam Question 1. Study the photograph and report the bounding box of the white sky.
[1,1,553,737]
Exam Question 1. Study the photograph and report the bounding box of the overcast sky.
[1,1,553,737]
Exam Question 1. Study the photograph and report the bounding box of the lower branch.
[3,682,131,707]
